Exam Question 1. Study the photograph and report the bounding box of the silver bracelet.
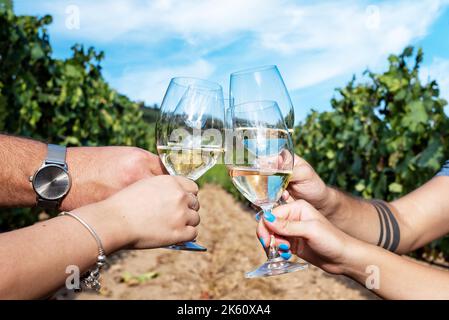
[59,211,108,291]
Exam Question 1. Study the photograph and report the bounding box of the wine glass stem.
[262,208,280,260]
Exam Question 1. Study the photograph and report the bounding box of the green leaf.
[417,138,443,170]
[326,150,335,159]
[401,101,428,130]
[408,101,428,123]
[388,182,403,193]
[65,64,82,78]
[30,43,45,60]
[355,181,365,192]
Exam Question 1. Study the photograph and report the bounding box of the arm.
[283,156,449,253]
[0,201,128,299]
[258,200,449,300]
[0,175,200,299]
[0,134,166,210]
[345,240,449,299]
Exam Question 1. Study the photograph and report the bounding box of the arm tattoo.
[371,200,401,252]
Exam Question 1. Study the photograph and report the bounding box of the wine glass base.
[245,257,308,278]
[165,241,207,252]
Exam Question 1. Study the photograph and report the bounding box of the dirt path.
[60,185,376,300]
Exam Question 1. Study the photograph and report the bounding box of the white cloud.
[110,59,215,104]
[36,0,279,43]
[265,0,445,90]
[17,0,448,106]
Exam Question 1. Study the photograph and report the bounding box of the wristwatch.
[30,144,72,210]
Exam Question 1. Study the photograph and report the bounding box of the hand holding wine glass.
[226,100,307,278]
[156,77,225,252]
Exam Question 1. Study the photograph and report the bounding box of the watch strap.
[46,144,67,166]
[37,198,61,210]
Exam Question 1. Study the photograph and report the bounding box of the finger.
[289,237,298,253]
[256,220,271,250]
[289,155,315,183]
[272,200,323,222]
[187,193,200,211]
[278,149,294,169]
[256,220,291,251]
[270,202,298,220]
[275,235,291,251]
[175,176,199,195]
[296,237,305,255]
[281,190,295,203]
[256,221,287,249]
[186,209,200,227]
[294,154,308,167]
[147,152,168,176]
[263,212,318,239]
[178,226,199,243]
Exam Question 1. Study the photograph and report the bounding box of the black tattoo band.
[371,200,401,252]
[373,204,384,247]
[376,200,401,252]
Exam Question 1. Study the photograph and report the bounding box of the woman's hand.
[95,175,200,250]
[0,174,200,299]
[282,155,337,216]
[257,200,359,275]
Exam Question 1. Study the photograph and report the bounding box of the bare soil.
[59,185,377,300]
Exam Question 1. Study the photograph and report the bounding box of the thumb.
[290,155,314,181]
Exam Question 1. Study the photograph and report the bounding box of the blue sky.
[14,0,449,122]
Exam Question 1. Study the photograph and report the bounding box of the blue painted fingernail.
[255,214,261,222]
[259,237,266,248]
[280,252,292,260]
[263,212,276,223]
[279,243,289,251]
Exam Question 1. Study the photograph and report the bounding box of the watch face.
[33,165,71,200]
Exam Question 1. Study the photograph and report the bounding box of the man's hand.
[62,146,166,211]
[0,134,167,210]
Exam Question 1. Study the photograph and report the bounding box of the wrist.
[321,186,341,217]
[0,136,47,207]
[71,199,134,254]
[339,237,374,281]
[62,147,107,211]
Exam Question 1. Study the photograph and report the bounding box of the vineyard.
[1,0,449,283]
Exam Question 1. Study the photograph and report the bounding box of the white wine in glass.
[156,77,225,252]
[229,168,291,207]
[157,144,223,181]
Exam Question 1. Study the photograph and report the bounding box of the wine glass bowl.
[230,65,295,132]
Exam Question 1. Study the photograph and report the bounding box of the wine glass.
[156,77,225,251]
[229,65,295,133]
[226,100,307,278]
[230,65,295,214]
